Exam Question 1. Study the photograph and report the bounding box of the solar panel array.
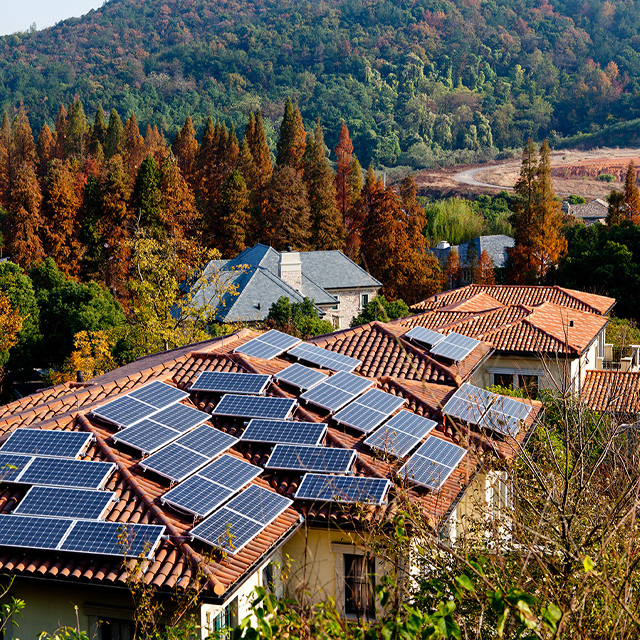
[162,453,262,518]
[442,383,532,436]
[139,425,238,482]
[112,404,211,454]
[234,329,301,359]
[399,436,467,490]
[287,343,362,373]
[430,332,481,362]
[273,363,328,391]
[364,410,437,458]
[14,486,116,519]
[190,371,271,395]
[265,445,356,474]
[212,395,297,420]
[0,454,115,489]
[0,514,165,558]
[295,474,391,505]
[191,485,292,554]
[91,381,189,428]
[300,372,374,412]
[332,388,406,433]
[0,429,93,459]
[240,419,327,445]
[404,326,446,349]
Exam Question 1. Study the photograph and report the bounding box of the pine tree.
[334,122,354,221]
[42,159,81,275]
[144,124,168,167]
[88,105,107,156]
[247,110,273,235]
[624,160,640,223]
[473,250,496,284]
[9,111,37,179]
[219,170,250,256]
[132,155,163,234]
[123,113,145,183]
[66,99,87,160]
[346,166,379,261]
[53,105,68,160]
[104,109,124,159]
[0,112,10,207]
[606,189,626,225]
[171,116,198,188]
[303,120,344,250]
[36,124,56,179]
[399,177,427,251]
[276,99,306,171]
[196,117,216,208]
[262,166,311,251]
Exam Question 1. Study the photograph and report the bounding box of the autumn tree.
[144,124,167,167]
[624,160,640,223]
[303,120,345,250]
[36,124,55,179]
[443,247,461,289]
[0,291,23,369]
[276,99,306,172]
[0,113,10,206]
[334,122,355,221]
[346,166,379,261]
[218,170,250,257]
[123,113,146,183]
[104,109,124,159]
[606,189,625,225]
[9,111,37,181]
[53,105,67,160]
[262,165,311,251]
[172,116,198,188]
[473,249,496,284]
[244,110,273,236]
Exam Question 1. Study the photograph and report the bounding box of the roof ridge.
[76,414,225,596]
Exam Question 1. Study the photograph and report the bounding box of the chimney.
[278,251,302,292]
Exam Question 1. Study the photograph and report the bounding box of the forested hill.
[2,0,640,165]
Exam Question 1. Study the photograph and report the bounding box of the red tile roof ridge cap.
[194,328,258,353]
[417,305,528,334]
[555,286,616,314]
[438,291,505,312]
[527,304,606,349]
[229,353,273,375]
[381,376,453,412]
[470,306,537,340]
[306,322,370,345]
[75,414,226,596]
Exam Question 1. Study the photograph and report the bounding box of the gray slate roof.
[431,235,514,269]
[202,244,381,323]
[563,198,608,225]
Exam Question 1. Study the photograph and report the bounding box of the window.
[96,619,133,640]
[344,554,375,618]
[332,294,341,310]
[262,562,275,593]
[493,372,514,389]
[361,293,369,309]
[209,598,238,636]
[518,374,539,397]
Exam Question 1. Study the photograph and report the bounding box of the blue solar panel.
[273,363,328,391]
[295,474,390,505]
[300,372,374,412]
[399,436,467,490]
[241,419,327,445]
[112,420,181,453]
[404,326,446,349]
[149,403,210,432]
[265,445,356,473]
[287,343,361,372]
[0,453,34,482]
[14,486,116,519]
[178,424,238,458]
[190,371,271,395]
[91,395,156,428]
[128,381,189,409]
[333,389,406,433]
[0,514,73,551]
[226,485,292,525]
[16,457,116,489]
[0,429,92,459]
[430,332,481,362]
[212,395,296,420]
[364,410,437,458]
[198,454,262,490]
[234,330,301,359]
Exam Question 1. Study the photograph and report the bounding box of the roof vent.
[569,320,574,327]
[436,241,451,249]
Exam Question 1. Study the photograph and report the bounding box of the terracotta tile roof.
[412,285,616,316]
[581,371,640,415]
[0,326,541,600]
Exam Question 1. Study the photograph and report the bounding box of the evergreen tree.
[0,112,10,207]
[9,111,37,180]
[276,98,306,171]
[104,109,124,159]
[80,175,105,281]
[606,189,626,225]
[36,124,56,179]
[41,159,81,275]
[66,99,87,160]
[262,165,311,251]
[171,116,198,188]
[334,122,354,221]
[247,110,273,235]
[624,160,640,223]
[219,170,250,257]
[303,120,344,250]
[123,112,145,183]
[132,155,163,233]
[53,105,68,160]
[88,105,107,156]
[144,124,168,167]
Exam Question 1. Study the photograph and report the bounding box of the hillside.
[2,0,640,164]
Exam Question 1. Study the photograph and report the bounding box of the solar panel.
[212,395,296,420]
[162,477,234,518]
[61,520,165,558]
[442,383,497,426]
[287,343,361,372]
[128,381,189,410]
[300,372,374,412]
[364,410,436,457]
[234,329,301,359]
[456,383,496,407]
[191,485,292,554]
[190,371,271,395]
[90,395,156,428]
[295,474,390,505]
[149,403,211,432]
[240,419,327,445]
[492,394,532,421]
[430,332,481,362]
[16,457,116,489]
[273,363,328,391]
[404,326,446,348]
[333,389,406,433]
[478,394,532,437]
[0,452,34,481]
[265,445,356,474]
[112,420,181,453]
[198,454,262,490]
[399,436,467,490]
[139,427,238,482]
[0,514,73,551]
[14,486,116,519]
[0,429,92,459]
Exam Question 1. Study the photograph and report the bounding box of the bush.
[597,173,616,182]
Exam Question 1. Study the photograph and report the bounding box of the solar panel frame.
[0,429,93,459]
[273,363,328,391]
[197,454,262,490]
[190,371,271,395]
[430,332,481,362]
[176,424,239,458]
[295,474,391,505]
[492,395,532,421]
[481,409,522,436]
[234,330,301,360]
[212,395,297,420]
[15,457,116,489]
[225,485,293,525]
[14,486,117,519]
[383,410,438,438]
[333,389,406,433]
[128,381,189,410]
[404,326,446,348]
[265,445,356,474]
[442,395,486,426]
[287,343,362,373]
[240,419,327,445]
